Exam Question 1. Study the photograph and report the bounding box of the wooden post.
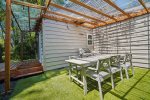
[5,0,11,93]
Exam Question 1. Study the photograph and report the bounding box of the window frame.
[87,34,93,46]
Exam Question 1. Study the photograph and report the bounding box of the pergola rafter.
[138,0,149,13]
[50,3,107,24]
[94,9,149,29]
[69,0,117,21]
[46,10,96,25]
[43,0,52,14]
[43,14,94,28]
[103,0,131,18]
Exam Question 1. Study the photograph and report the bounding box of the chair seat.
[120,63,131,69]
[108,67,121,74]
[86,70,110,82]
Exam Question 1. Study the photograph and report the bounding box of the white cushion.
[121,63,131,69]
[86,70,110,82]
[108,67,121,74]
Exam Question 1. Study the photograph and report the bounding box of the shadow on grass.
[10,68,68,99]
[109,69,150,100]
[72,74,120,97]
[71,68,149,100]
[86,70,129,94]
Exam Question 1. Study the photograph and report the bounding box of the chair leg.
[120,69,123,80]
[131,66,134,76]
[97,78,103,100]
[76,70,79,78]
[81,66,87,95]
[125,68,129,79]
[111,74,115,89]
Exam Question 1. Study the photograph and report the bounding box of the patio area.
[6,67,150,100]
[1,0,150,100]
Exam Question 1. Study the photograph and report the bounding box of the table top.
[65,59,89,65]
[77,54,116,62]
[65,54,125,65]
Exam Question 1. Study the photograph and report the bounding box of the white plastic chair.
[120,53,134,79]
[109,55,123,80]
[86,58,114,100]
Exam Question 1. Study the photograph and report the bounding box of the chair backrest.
[125,53,132,65]
[110,55,120,66]
[119,54,125,64]
[82,48,91,53]
[96,57,111,72]
[79,48,92,57]
[125,53,132,62]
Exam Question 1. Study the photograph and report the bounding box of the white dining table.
[65,54,120,95]
[65,59,89,95]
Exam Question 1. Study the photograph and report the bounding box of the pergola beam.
[103,0,131,18]
[43,14,94,28]
[50,3,106,24]
[43,0,52,14]
[43,14,77,25]
[12,0,45,10]
[46,10,96,25]
[69,0,117,21]
[5,0,11,93]
[138,0,149,13]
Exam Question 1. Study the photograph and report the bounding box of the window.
[87,34,93,45]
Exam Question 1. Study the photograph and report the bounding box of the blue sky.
[112,0,136,9]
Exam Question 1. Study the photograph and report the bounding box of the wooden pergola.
[11,0,150,28]
[5,0,150,93]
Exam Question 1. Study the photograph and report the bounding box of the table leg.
[69,63,72,81]
[82,66,87,95]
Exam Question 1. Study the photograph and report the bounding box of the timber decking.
[0,60,43,80]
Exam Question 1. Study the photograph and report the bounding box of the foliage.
[0,0,41,62]
[11,32,37,60]
[0,0,5,62]
[0,0,5,22]
[21,0,45,5]
[0,42,4,62]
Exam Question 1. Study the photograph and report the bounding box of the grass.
[9,67,150,100]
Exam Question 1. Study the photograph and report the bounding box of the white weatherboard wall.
[93,14,150,68]
[42,19,90,70]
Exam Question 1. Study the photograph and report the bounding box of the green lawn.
[10,67,150,100]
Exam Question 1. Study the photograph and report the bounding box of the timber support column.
[5,0,11,93]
